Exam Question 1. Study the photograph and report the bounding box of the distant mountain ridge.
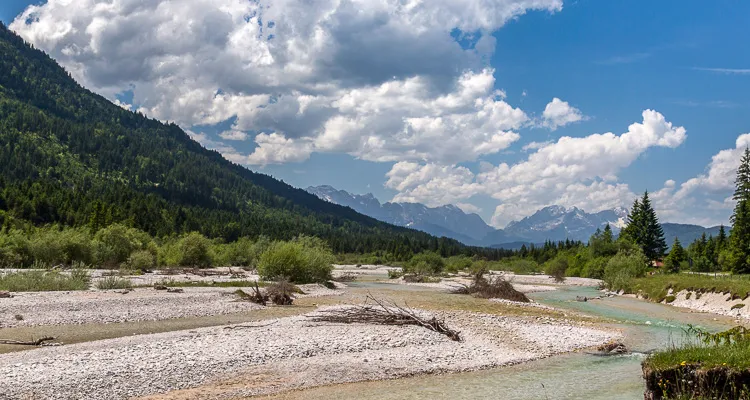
[307,186,723,249]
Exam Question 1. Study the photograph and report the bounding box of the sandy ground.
[666,289,750,321]
[0,307,618,400]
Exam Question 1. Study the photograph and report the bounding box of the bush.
[664,295,676,303]
[445,255,473,273]
[581,257,608,279]
[96,276,133,290]
[257,239,334,283]
[603,249,648,292]
[504,259,541,275]
[127,250,156,270]
[93,224,153,267]
[404,252,445,275]
[177,232,213,267]
[545,256,568,283]
[387,269,404,279]
[0,270,90,292]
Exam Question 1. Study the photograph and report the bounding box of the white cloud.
[540,97,585,130]
[521,140,552,152]
[674,133,750,199]
[218,130,248,141]
[693,67,750,75]
[10,0,561,166]
[246,133,313,166]
[384,110,687,227]
[456,203,482,214]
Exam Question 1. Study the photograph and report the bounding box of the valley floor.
[0,267,618,400]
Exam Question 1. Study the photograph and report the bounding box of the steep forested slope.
[0,23,465,256]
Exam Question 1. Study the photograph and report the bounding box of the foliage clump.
[257,235,334,284]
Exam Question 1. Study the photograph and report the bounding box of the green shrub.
[127,250,156,270]
[257,240,334,283]
[545,256,568,283]
[403,252,445,275]
[664,295,676,303]
[603,249,648,292]
[96,276,133,290]
[0,270,90,292]
[445,255,473,273]
[93,224,153,267]
[387,269,404,279]
[581,257,608,279]
[177,232,213,267]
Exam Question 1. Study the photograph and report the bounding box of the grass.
[645,340,750,371]
[620,273,750,302]
[95,276,133,290]
[0,270,90,292]
[145,279,270,288]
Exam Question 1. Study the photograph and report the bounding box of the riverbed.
[260,284,742,400]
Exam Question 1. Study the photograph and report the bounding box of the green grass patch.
[732,303,746,310]
[619,274,750,303]
[665,295,676,303]
[645,341,750,371]
[145,279,269,288]
[0,270,90,292]
[95,276,133,290]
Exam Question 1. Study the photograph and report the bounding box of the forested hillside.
[0,22,467,257]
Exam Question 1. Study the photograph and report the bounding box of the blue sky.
[4,0,750,227]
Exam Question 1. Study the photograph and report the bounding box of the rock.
[597,341,629,355]
[154,285,167,291]
[166,288,184,293]
[576,296,588,302]
[0,291,12,298]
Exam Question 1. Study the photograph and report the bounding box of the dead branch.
[0,337,57,346]
[308,295,461,341]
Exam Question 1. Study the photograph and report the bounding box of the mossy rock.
[665,295,676,304]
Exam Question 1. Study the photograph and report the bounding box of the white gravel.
[0,287,265,328]
[0,307,618,400]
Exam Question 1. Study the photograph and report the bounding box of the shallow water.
[269,285,740,400]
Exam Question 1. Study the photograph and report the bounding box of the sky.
[3,0,750,228]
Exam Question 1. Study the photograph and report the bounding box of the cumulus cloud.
[245,133,313,166]
[385,110,687,227]
[218,130,248,141]
[11,0,561,166]
[521,140,552,152]
[674,133,750,199]
[540,97,585,130]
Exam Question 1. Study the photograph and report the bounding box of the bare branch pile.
[450,272,529,303]
[309,296,461,341]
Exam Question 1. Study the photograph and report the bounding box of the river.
[272,284,739,399]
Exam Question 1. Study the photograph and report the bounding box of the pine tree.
[622,192,666,261]
[665,237,686,273]
[728,148,750,273]
[602,224,614,243]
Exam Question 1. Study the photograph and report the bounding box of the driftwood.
[308,296,461,341]
[0,337,56,346]
[223,321,277,330]
[234,282,269,306]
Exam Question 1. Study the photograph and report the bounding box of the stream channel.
[280,282,740,399]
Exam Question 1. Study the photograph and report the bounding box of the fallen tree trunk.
[308,295,461,342]
[0,337,56,346]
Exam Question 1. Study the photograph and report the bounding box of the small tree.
[664,237,686,273]
[177,232,213,267]
[728,148,750,274]
[257,239,334,283]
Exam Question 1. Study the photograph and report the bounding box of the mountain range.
[306,185,722,249]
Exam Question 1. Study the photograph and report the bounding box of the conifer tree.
[727,148,750,273]
[664,237,686,273]
[621,191,666,261]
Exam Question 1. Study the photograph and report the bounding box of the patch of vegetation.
[257,236,334,284]
[0,270,90,292]
[644,326,750,399]
[685,292,692,300]
[617,274,750,304]
[664,295,676,303]
[147,279,268,288]
[95,276,133,290]
[387,269,403,279]
[402,252,445,275]
[732,303,746,310]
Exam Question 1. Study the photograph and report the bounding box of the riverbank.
[0,268,618,399]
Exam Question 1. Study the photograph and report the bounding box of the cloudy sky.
[3,0,750,227]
